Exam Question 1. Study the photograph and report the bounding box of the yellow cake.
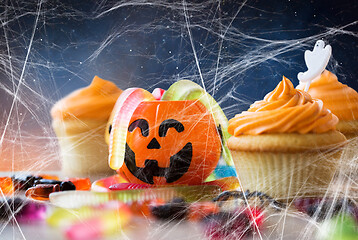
[51,76,122,178]
[227,76,346,200]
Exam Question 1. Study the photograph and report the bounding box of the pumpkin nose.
[147,137,161,149]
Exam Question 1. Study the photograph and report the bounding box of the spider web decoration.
[0,0,357,239]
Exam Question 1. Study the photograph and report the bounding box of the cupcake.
[297,70,358,139]
[227,76,346,200]
[51,76,122,178]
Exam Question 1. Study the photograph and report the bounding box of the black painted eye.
[108,124,112,134]
[158,119,184,137]
[128,119,149,137]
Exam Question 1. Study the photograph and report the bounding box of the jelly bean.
[0,177,14,195]
[60,181,76,191]
[25,184,60,201]
[66,178,91,191]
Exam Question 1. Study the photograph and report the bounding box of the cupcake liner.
[231,149,342,200]
[338,138,358,179]
[53,120,115,178]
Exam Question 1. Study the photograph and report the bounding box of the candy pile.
[47,201,131,240]
[0,174,91,200]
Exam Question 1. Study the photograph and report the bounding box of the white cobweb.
[0,0,357,239]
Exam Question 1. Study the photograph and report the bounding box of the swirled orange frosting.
[228,76,338,136]
[51,76,122,120]
[297,70,358,121]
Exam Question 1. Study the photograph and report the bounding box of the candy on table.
[293,198,357,221]
[59,181,76,191]
[318,214,358,240]
[66,178,91,190]
[16,200,47,223]
[109,183,151,191]
[0,197,46,222]
[128,198,165,217]
[39,174,59,180]
[201,206,264,240]
[188,201,220,222]
[202,176,240,191]
[47,201,132,240]
[12,175,42,190]
[25,184,61,201]
[34,179,62,185]
[0,177,14,195]
[50,185,222,209]
[91,174,129,192]
[150,197,188,221]
[65,207,131,240]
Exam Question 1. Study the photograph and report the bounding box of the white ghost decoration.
[298,40,332,91]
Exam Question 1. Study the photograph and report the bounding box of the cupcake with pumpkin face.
[297,70,358,139]
[227,76,346,200]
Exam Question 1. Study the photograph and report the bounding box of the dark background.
[0,0,357,170]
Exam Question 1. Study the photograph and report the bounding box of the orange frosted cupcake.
[297,70,358,139]
[51,76,122,178]
[227,76,346,200]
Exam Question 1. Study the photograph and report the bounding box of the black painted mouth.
[124,142,192,184]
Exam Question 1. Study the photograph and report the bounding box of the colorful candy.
[0,197,46,222]
[39,174,60,180]
[47,201,131,240]
[25,184,61,201]
[201,207,264,240]
[0,177,14,195]
[293,198,356,221]
[12,175,45,190]
[16,201,47,223]
[109,183,151,191]
[50,185,221,209]
[60,181,76,191]
[318,214,358,240]
[188,202,220,222]
[66,178,91,191]
[151,88,165,100]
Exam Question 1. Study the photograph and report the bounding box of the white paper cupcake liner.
[231,149,342,200]
[53,120,115,178]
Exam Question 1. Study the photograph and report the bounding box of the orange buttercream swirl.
[297,70,358,121]
[51,76,122,120]
[228,76,338,136]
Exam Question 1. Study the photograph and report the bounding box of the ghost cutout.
[298,40,332,91]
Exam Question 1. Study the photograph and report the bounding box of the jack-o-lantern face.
[118,100,221,185]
